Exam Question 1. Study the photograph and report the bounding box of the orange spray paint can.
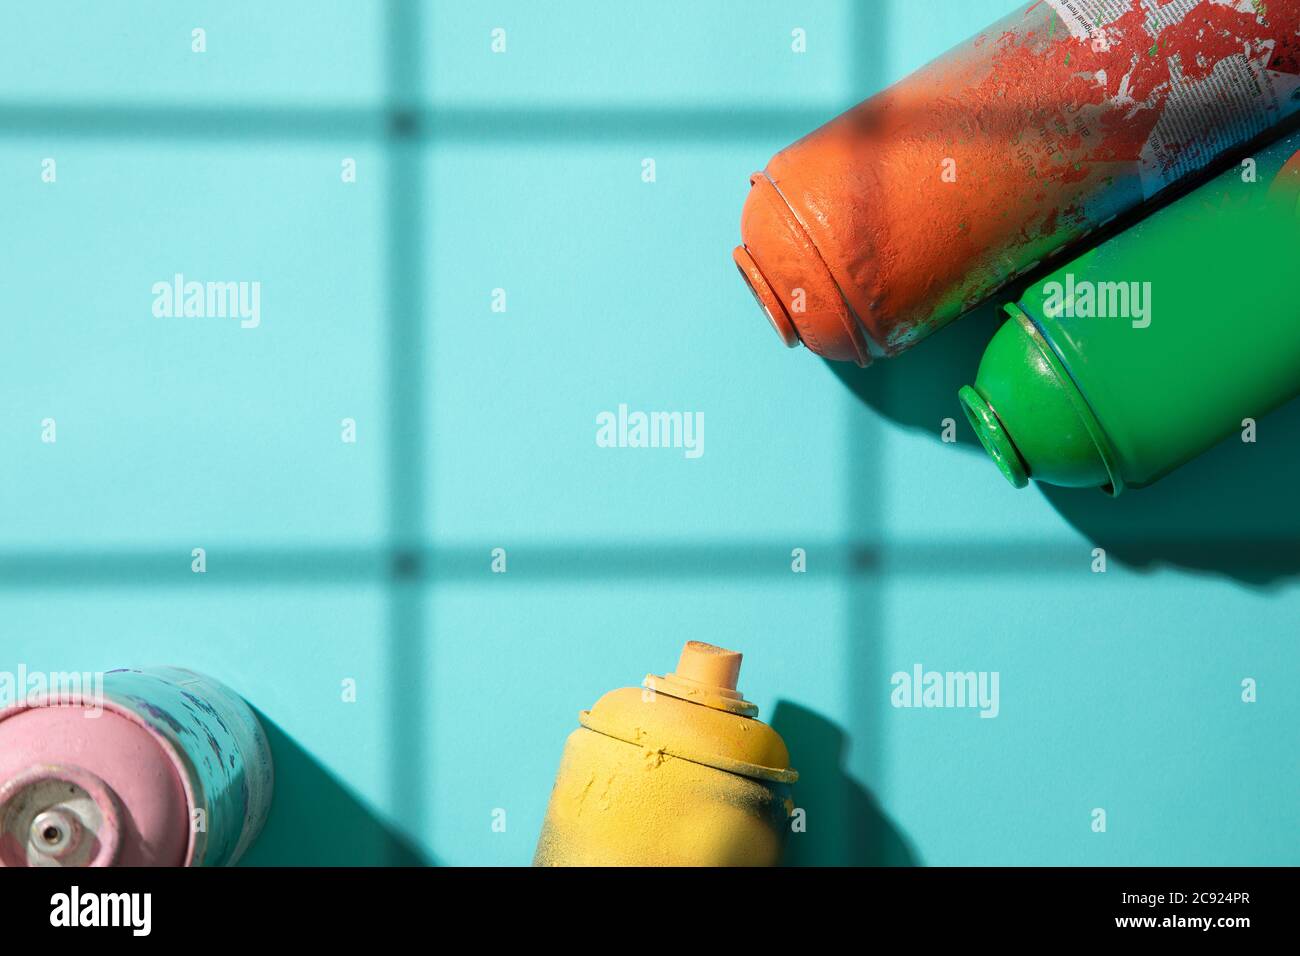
[734,0,1300,365]
[533,642,798,867]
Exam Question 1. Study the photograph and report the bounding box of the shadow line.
[0,102,840,143]
[384,0,430,854]
[1,535,1294,587]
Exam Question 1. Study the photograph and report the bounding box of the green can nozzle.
[960,305,1121,494]
[957,385,1028,489]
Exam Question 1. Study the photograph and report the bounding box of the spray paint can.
[734,0,1300,366]
[534,641,798,866]
[958,131,1300,494]
[0,667,273,867]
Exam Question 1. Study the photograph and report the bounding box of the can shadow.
[239,711,433,867]
[824,298,1005,449]
[771,701,920,867]
[1039,399,1300,587]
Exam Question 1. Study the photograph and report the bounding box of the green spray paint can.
[959,132,1300,495]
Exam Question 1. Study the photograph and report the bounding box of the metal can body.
[960,133,1300,493]
[735,0,1300,366]
[0,667,273,867]
[534,726,791,867]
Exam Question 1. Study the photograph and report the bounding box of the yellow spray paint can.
[534,641,798,866]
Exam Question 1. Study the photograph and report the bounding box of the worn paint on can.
[534,642,798,867]
[735,0,1300,365]
[0,667,273,867]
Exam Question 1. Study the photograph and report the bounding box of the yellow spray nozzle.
[644,641,758,717]
[674,641,742,692]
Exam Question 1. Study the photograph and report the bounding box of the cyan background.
[1,1,1296,866]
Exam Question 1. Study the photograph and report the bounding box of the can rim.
[0,696,202,866]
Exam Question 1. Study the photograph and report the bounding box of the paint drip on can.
[534,641,798,866]
[734,0,1300,366]
[0,667,273,867]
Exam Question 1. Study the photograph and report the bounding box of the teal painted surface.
[1,0,1296,867]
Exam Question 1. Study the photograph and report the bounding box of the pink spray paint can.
[0,667,273,867]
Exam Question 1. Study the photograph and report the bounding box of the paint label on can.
[1044,0,1300,197]
[1046,0,1132,41]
